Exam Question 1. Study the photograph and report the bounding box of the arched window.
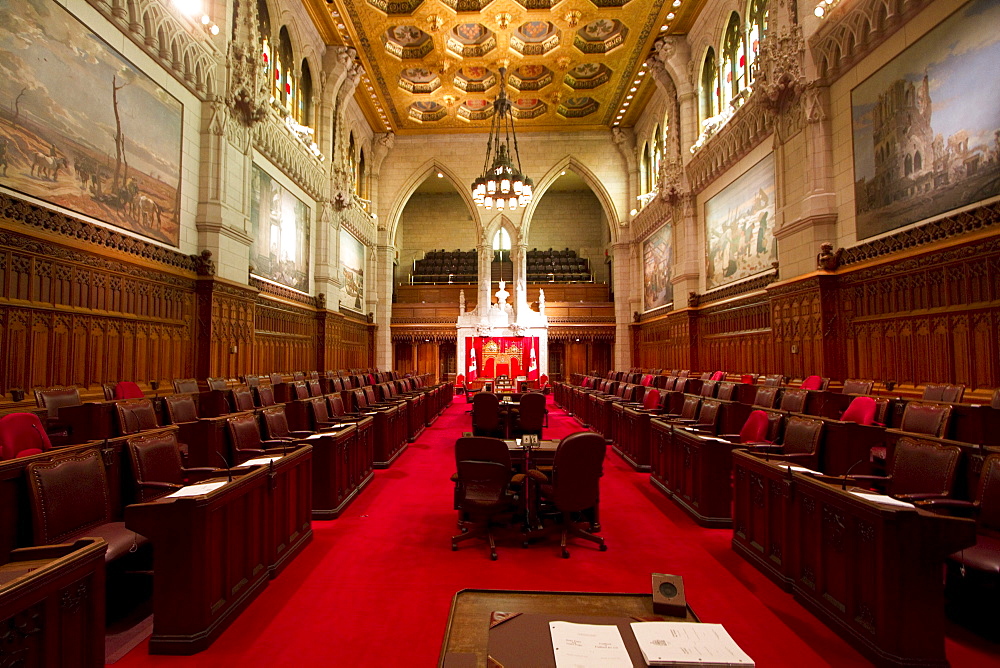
[721,13,743,110]
[493,228,511,251]
[348,133,357,194]
[746,0,767,86]
[297,59,312,127]
[914,151,922,171]
[652,124,662,180]
[276,27,294,113]
[701,48,719,124]
[904,154,913,176]
[642,143,652,195]
[358,149,368,210]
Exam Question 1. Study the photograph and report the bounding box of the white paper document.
[849,491,915,508]
[165,481,228,498]
[549,621,632,668]
[236,456,284,467]
[630,622,754,667]
[785,465,820,475]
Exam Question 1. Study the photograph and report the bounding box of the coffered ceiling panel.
[320,0,694,133]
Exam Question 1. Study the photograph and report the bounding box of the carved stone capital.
[755,25,806,116]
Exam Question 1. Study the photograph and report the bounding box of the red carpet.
[114,396,1000,666]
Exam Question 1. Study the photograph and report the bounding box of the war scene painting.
[852,0,1000,240]
[643,223,673,312]
[0,0,183,246]
[705,153,776,290]
[250,165,311,293]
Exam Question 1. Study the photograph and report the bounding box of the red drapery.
[466,337,539,380]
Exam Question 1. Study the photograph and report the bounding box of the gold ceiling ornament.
[426,14,444,32]
[495,13,513,30]
[471,67,533,212]
[563,10,583,27]
[554,56,573,71]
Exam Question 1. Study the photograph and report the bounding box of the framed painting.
[643,223,673,312]
[250,165,311,293]
[0,0,183,245]
[852,0,1000,239]
[705,153,776,290]
[340,228,365,312]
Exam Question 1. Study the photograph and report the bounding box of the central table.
[438,588,699,668]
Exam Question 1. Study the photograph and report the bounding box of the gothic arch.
[482,214,518,248]
[384,160,482,246]
[521,157,620,245]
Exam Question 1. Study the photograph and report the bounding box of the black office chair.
[471,392,506,438]
[514,392,546,439]
[532,431,608,558]
[451,460,516,560]
[451,436,517,511]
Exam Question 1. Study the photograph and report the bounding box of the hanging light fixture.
[471,67,532,211]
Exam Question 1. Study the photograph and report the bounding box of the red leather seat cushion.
[68,522,149,563]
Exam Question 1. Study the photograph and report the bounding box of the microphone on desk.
[216,450,233,482]
[841,458,867,491]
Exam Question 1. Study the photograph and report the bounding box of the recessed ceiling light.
[437,172,444,178]
[623,102,629,107]
[660,26,667,31]
[672,0,681,6]
[626,95,633,100]
[667,13,675,19]
[630,87,637,92]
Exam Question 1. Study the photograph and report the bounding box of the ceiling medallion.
[471,68,533,211]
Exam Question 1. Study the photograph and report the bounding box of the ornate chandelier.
[471,68,533,211]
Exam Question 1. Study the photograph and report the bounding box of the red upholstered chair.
[26,450,148,563]
[841,396,880,425]
[721,410,774,444]
[539,374,549,394]
[0,413,53,459]
[710,371,726,381]
[842,379,875,395]
[800,375,828,391]
[126,431,218,502]
[113,381,145,400]
[740,374,758,385]
[456,374,466,394]
[535,431,608,558]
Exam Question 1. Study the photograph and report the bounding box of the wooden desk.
[125,446,313,655]
[438,588,698,668]
[651,422,736,528]
[0,538,106,668]
[731,450,975,666]
[298,423,374,520]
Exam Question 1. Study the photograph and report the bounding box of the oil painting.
[250,165,311,292]
[643,223,673,311]
[340,228,365,312]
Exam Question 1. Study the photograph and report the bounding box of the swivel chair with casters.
[451,460,516,560]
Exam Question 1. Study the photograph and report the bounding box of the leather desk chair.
[920,455,1000,629]
[226,412,289,464]
[0,413,53,459]
[33,386,81,445]
[472,393,507,438]
[307,380,323,397]
[261,405,314,440]
[761,374,785,387]
[26,450,148,563]
[172,378,199,394]
[681,399,723,435]
[894,402,954,439]
[206,377,228,392]
[115,398,160,436]
[843,379,875,395]
[744,416,824,470]
[451,436,520,510]
[700,380,719,398]
[923,383,966,404]
[163,393,200,425]
[127,431,218,502]
[241,374,260,388]
[268,373,283,385]
[779,388,809,414]
[717,382,738,401]
[753,386,782,409]
[719,410,778,444]
[850,436,962,502]
[230,385,255,412]
[514,392,546,439]
[659,395,701,424]
[254,384,277,407]
[533,432,608,558]
[292,372,306,382]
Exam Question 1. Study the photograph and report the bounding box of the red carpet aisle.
[115,396,999,667]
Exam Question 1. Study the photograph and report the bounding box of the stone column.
[477,241,492,314]
[373,244,395,368]
[611,242,634,369]
[512,242,527,319]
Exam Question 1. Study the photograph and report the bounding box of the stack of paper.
[236,456,283,468]
[629,622,754,667]
[165,481,228,498]
[549,622,631,667]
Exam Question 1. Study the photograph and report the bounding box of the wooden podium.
[125,446,313,655]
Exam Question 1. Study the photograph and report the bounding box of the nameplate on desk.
[849,491,915,509]
[165,481,228,498]
[236,456,284,467]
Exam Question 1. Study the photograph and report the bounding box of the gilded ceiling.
[315,0,702,134]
